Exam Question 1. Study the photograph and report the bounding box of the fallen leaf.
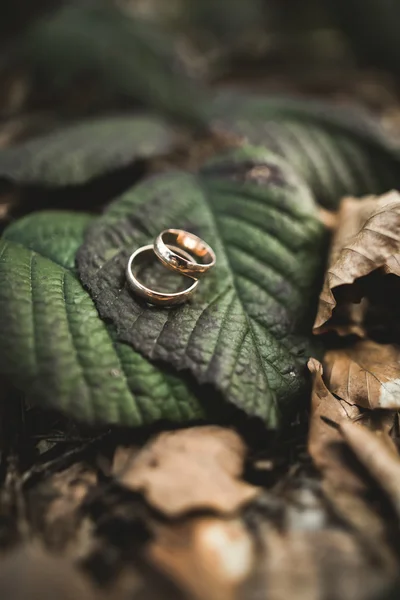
[115,426,259,517]
[324,340,400,409]
[308,357,396,478]
[149,517,254,600]
[313,190,400,335]
[307,358,398,573]
[308,358,361,481]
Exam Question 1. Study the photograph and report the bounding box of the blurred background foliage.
[1,0,400,128]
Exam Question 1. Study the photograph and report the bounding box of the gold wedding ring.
[126,230,215,307]
[126,244,199,307]
[154,229,216,278]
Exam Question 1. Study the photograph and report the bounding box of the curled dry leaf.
[314,190,400,336]
[115,426,259,517]
[324,340,400,409]
[148,517,254,600]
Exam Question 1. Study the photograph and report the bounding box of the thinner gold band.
[126,244,199,307]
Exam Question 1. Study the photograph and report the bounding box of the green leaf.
[77,146,326,425]
[0,114,177,186]
[17,2,206,125]
[3,210,93,270]
[210,92,400,208]
[0,211,204,425]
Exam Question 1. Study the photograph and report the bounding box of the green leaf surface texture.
[3,91,397,426]
[0,115,177,186]
[210,92,400,208]
[77,146,326,425]
[0,211,204,425]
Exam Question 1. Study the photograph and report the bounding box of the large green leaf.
[77,146,326,424]
[0,211,204,425]
[210,92,400,208]
[0,114,177,186]
[17,2,206,125]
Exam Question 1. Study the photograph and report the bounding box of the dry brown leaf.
[308,357,361,484]
[308,357,396,477]
[148,517,254,600]
[308,358,398,574]
[115,426,259,517]
[324,341,400,410]
[313,191,400,336]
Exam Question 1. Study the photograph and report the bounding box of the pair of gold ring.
[126,229,216,307]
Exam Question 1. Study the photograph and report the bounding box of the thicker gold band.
[154,229,216,279]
